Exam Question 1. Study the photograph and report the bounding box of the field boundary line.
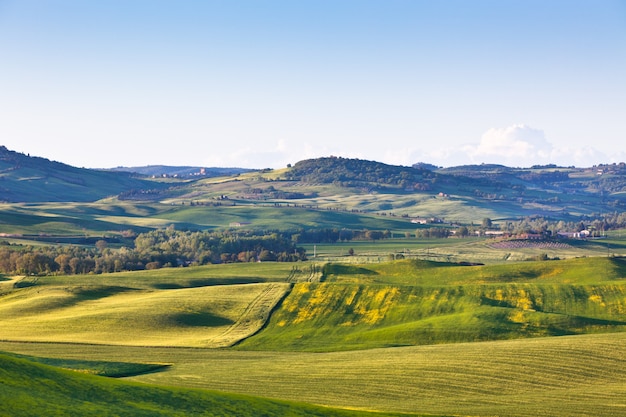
[206,283,289,348]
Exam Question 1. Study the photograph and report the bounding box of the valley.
[1,148,626,416]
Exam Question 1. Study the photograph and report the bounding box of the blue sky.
[1,0,625,168]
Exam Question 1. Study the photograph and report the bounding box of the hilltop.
[0,146,169,203]
[2,146,626,225]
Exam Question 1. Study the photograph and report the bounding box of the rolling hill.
[3,146,626,224]
[2,257,626,416]
[0,146,169,202]
[4,145,626,417]
[0,352,411,417]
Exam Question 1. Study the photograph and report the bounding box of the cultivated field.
[2,332,626,417]
[5,146,626,415]
[2,252,626,416]
[0,263,298,348]
[0,352,412,417]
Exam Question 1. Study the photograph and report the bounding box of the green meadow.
[2,332,626,417]
[5,147,626,415]
[237,257,626,352]
[303,235,619,263]
[0,352,413,417]
[2,252,626,416]
[0,263,296,348]
[0,201,420,237]
[2,194,626,416]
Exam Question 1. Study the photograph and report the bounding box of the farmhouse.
[478,230,507,237]
[557,230,591,239]
[411,217,445,225]
[229,222,252,227]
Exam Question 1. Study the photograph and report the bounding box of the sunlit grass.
[3,332,626,417]
[238,257,626,351]
[0,352,413,417]
[0,281,290,347]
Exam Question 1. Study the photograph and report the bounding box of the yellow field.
[0,282,289,347]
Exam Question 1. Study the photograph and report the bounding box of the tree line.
[0,228,306,276]
[0,226,405,276]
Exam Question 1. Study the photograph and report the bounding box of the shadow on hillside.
[71,286,138,300]
[323,264,378,276]
[151,277,265,289]
[167,311,234,327]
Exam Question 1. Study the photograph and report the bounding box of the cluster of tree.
[415,227,451,239]
[134,228,305,265]
[0,244,140,276]
[0,225,408,275]
[518,171,570,184]
[118,189,166,201]
[288,228,391,243]
[243,185,317,200]
[0,229,306,276]
[412,212,626,241]
[284,156,436,189]
[482,212,626,236]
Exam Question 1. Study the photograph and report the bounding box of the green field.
[237,257,626,351]
[2,195,626,416]
[0,264,297,347]
[0,201,420,237]
[5,144,626,415]
[2,332,626,417]
[0,352,413,417]
[2,253,626,416]
[303,236,622,264]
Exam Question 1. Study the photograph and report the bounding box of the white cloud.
[202,140,350,169]
[200,125,617,170]
[402,124,614,168]
[550,146,607,167]
[466,124,553,166]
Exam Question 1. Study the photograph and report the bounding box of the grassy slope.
[1,351,169,377]
[334,257,626,286]
[0,264,295,347]
[0,148,166,203]
[2,258,626,416]
[2,333,626,417]
[38,261,297,287]
[155,204,417,231]
[0,202,162,235]
[0,353,415,417]
[0,201,420,236]
[238,257,626,351]
[3,257,626,351]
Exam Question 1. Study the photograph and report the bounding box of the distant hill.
[108,165,254,178]
[411,162,441,171]
[437,162,626,194]
[0,146,167,202]
[3,146,626,219]
[284,156,437,190]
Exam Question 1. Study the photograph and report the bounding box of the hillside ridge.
[2,146,626,221]
[0,146,168,203]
